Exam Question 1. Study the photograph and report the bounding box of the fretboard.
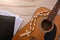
[47,0,60,22]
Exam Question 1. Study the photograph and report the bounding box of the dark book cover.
[0,15,15,40]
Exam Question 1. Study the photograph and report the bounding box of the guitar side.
[12,7,60,40]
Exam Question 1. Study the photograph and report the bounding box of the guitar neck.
[47,0,60,22]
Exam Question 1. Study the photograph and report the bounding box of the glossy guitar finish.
[12,7,60,40]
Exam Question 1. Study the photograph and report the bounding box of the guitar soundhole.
[41,19,52,31]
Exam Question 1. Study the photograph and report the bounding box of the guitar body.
[12,7,60,40]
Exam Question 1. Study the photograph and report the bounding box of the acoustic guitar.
[12,0,60,40]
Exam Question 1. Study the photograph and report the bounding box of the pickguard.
[44,24,57,40]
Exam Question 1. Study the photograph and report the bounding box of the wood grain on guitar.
[12,0,60,40]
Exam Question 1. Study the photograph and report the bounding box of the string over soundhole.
[41,19,54,32]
